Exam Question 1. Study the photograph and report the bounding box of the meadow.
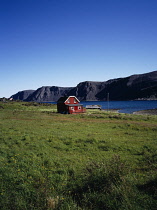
[0,101,157,209]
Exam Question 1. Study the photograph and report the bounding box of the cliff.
[25,86,73,102]
[11,90,35,101]
[11,70,157,101]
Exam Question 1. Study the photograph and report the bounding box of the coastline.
[102,109,120,113]
[133,108,157,115]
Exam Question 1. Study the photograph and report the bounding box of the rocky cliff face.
[11,90,35,101]
[11,71,157,101]
[25,86,73,102]
[96,71,157,100]
[68,81,104,101]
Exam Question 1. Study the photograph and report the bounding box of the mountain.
[67,81,104,101]
[25,86,73,102]
[11,71,157,101]
[10,90,35,101]
[96,71,157,100]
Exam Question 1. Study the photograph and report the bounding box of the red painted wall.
[68,105,83,114]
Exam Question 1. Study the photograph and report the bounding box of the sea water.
[80,100,157,114]
[48,100,157,114]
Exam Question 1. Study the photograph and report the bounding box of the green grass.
[0,101,157,209]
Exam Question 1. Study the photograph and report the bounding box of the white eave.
[65,96,80,103]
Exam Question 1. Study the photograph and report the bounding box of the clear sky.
[0,0,157,98]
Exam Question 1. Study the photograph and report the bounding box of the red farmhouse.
[57,96,85,114]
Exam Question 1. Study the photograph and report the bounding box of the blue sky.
[0,0,157,98]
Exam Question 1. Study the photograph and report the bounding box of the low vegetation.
[0,101,157,209]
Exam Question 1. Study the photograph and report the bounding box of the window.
[78,106,81,110]
[71,107,74,110]
[74,99,77,103]
[67,99,70,103]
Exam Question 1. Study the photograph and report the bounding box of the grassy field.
[0,101,157,209]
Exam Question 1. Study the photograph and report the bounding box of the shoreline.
[103,108,157,115]
[133,108,157,115]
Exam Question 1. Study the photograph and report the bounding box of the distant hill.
[26,86,73,102]
[11,90,35,101]
[11,71,157,101]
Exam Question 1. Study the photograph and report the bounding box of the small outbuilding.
[57,96,85,114]
[86,105,102,110]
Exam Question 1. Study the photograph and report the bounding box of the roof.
[57,96,68,102]
[57,96,80,103]
[65,96,80,103]
[66,104,83,107]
